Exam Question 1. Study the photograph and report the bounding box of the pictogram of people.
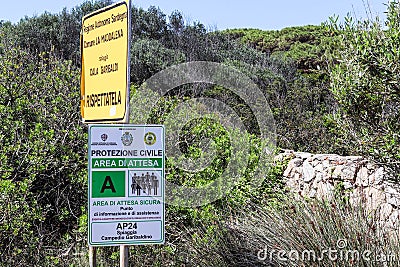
[131,173,137,194]
[130,171,160,196]
[145,172,150,186]
[139,173,145,194]
[136,182,141,196]
[151,173,158,195]
[147,180,152,194]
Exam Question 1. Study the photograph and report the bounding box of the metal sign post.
[120,245,129,267]
[89,246,96,266]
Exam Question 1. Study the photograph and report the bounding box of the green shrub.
[0,42,87,265]
[325,0,400,180]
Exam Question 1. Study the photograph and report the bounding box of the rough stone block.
[296,152,312,159]
[374,167,384,185]
[302,160,315,182]
[283,158,303,177]
[314,163,324,173]
[356,167,369,186]
[315,173,323,183]
[345,156,363,161]
[343,181,353,190]
[332,165,343,179]
[322,160,330,168]
[342,167,356,181]
[309,188,317,198]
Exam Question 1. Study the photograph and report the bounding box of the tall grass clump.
[224,196,400,267]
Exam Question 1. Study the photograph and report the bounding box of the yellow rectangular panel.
[81,1,130,123]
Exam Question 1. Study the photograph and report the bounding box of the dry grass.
[223,196,400,266]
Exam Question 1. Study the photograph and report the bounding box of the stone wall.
[277,150,400,230]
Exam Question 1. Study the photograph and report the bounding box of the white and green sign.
[88,125,165,246]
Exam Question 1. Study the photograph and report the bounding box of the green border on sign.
[89,220,164,246]
[88,124,165,246]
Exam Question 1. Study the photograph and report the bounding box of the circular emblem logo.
[121,132,133,146]
[144,132,156,145]
[101,133,108,141]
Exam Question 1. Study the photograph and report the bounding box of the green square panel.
[92,171,125,198]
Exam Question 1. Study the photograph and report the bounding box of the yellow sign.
[81,1,130,123]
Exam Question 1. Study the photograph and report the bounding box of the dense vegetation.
[0,0,399,266]
[224,25,331,75]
